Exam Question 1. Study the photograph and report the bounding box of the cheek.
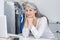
[25,11,27,14]
[25,13,27,17]
[31,11,36,15]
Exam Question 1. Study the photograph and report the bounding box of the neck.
[33,15,37,20]
[33,16,37,27]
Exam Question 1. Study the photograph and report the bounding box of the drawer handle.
[56,31,59,33]
[56,31,60,33]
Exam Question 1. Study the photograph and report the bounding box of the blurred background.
[0,0,60,40]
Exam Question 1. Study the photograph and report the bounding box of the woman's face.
[25,6,37,18]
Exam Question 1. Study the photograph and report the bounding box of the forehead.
[25,6,33,10]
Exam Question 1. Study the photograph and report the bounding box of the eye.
[29,9,32,11]
[25,10,28,12]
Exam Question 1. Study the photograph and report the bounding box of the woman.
[22,2,55,39]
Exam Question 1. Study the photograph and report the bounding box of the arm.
[22,26,29,37]
[30,17,48,38]
[22,19,29,37]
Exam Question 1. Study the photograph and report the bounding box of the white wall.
[25,0,60,23]
[0,0,4,15]
[38,0,60,23]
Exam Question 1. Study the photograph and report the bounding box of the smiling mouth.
[27,15,32,17]
[27,14,31,16]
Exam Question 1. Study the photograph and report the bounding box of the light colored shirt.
[22,17,55,39]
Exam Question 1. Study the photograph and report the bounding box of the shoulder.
[38,17,47,21]
[37,17,48,26]
[37,17,47,24]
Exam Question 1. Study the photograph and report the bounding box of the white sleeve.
[22,26,29,37]
[30,17,48,38]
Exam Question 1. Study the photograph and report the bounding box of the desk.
[19,36,53,40]
[8,34,56,40]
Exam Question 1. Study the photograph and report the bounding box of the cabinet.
[49,22,60,40]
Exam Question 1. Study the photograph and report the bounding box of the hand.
[27,18,33,25]
[7,36,11,40]
[27,18,33,29]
